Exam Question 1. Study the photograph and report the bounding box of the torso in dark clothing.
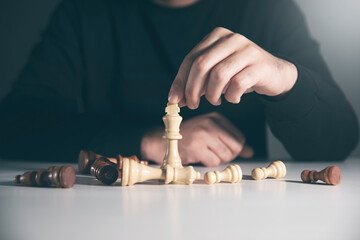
[80,0,270,157]
[1,0,357,161]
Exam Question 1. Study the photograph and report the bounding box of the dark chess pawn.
[14,165,76,188]
[90,157,119,185]
[78,150,147,174]
[301,166,341,186]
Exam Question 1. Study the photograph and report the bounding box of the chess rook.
[121,158,200,186]
[90,158,119,185]
[78,150,145,174]
[15,165,76,188]
[162,103,183,169]
[204,164,242,184]
[251,161,286,180]
[301,166,341,185]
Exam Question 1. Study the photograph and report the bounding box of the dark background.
[0,0,359,158]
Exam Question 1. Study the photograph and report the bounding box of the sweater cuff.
[261,62,318,122]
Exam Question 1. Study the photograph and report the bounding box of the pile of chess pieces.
[14,103,342,188]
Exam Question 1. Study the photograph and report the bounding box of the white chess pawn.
[251,160,286,180]
[162,103,183,169]
[121,158,200,186]
[204,164,242,184]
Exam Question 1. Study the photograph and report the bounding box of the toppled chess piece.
[301,166,341,185]
[78,150,147,174]
[117,154,148,170]
[162,103,183,169]
[121,158,200,186]
[90,157,119,185]
[14,165,76,188]
[204,164,242,184]
[251,160,286,180]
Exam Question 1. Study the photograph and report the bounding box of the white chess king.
[162,103,183,169]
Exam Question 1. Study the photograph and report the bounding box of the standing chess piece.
[301,166,341,185]
[251,161,286,180]
[78,150,146,174]
[162,103,183,169]
[121,158,200,186]
[90,157,119,185]
[14,165,76,188]
[204,164,242,184]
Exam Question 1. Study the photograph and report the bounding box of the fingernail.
[188,102,198,109]
[194,101,199,109]
[168,91,178,103]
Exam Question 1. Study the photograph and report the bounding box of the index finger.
[168,27,233,104]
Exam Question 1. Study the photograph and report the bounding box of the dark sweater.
[0,0,358,162]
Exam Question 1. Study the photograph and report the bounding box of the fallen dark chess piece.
[15,165,76,188]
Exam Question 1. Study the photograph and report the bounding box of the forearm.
[264,64,359,161]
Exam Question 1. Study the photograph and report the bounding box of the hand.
[168,27,298,109]
[140,112,254,167]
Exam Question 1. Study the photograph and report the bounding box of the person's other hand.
[168,27,298,108]
[140,112,253,167]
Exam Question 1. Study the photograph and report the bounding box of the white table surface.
[0,158,359,240]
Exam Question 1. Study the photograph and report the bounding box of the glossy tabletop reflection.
[1,158,359,240]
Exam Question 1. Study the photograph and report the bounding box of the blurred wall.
[0,0,359,158]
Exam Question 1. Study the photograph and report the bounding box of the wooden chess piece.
[117,154,148,170]
[78,150,100,174]
[121,158,200,186]
[90,157,119,185]
[251,161,286,180]
[162,103,183,169]
[301,166,341,185]
[14,165,76,188]
[166,165,201,185]
[78,150,146,174]
[204,164,242,184]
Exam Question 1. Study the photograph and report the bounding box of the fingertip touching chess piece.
[301,166,341,185]
[162,103,183,169]
[90,157,119,185]
[251,160,286,180]
[204,164,242,184]
[121,158,200,186]
[14,165,76,188]
[78,150,147,174]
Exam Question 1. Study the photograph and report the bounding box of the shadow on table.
[75,175,112,186]
[242,175,253,180]
[0,181,70,188]
[0,180,16,187]
[242,175,329,186]
[284,179,328,186]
